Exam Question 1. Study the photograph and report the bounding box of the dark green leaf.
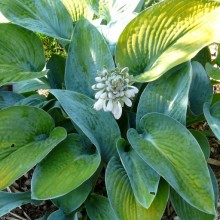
[205,62,220,82]
[0,91,24,109]
[48,209,77,220]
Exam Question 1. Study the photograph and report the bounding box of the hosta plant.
[0,0,220,219]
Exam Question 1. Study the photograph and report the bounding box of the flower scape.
[92,65,139,119]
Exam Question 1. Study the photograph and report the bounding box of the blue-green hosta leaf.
[48,209,77,220]
[0,106,67,189]
[50,89,121,161]
[116,0,220,82]
[170,167,218,220]
[32,134,100,200]
[0,191,37,217]
[127,113,215,214]
[189,61,213,115]
[190,130,210,160]
[205,62,220,82]
[0,24,46,86]
[61,0,93,22]
[85,194,117,220]
[204,102,220,140]
[12,78,50,93]
[0,91,24,109]
[106,158,169,220]
[0,0,73,41]
[117,138,160,208]
[53,180,93,214]
[65,18,114,97]
[137,62,192,127]
[47,55,66,89]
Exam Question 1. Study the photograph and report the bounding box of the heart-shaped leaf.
[116,0,220,82]
[117,138,160,208]
[65,18,114,97]
[204,102,220,140]
[127,113,215,214]
[189,61,213,115]
[106,157,169,220]
[0,191,38,217]
[85,194,117,220]
[0,24,46,86]
[0,91,24,109]
[0,106,67,189]
[50,89,121,161]
[32,134,100,199]
[137,62,192,127]
[170,167,218,220]
[0,0,73,41]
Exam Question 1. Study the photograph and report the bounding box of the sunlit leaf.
[128,113,215,214]
[0,24,46,86]
[0,0,73,41]
[116,0,220,82]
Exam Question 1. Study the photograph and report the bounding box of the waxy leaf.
[190,130,210,160]
[0,91,24,109]
[189,61,213,115]
[106,158,169,220]
[0,106,67,189]
[53,180,93,214]
[170,168,218,220]
[0,0,73,41]
[0,24,46,86]
[117,138,160,208]
[128,113,215,214]
[32,134,100,199]
[85,194,117,220]
[65,19,114,97]
[204,102,220,140]
[0,191,37,217]
[50,89,121,161]
[116,0,220,82]
[48,209,77,220]
[137,62,192,127]
[61,0,93,22]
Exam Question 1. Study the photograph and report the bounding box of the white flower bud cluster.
[92,65,139,119]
